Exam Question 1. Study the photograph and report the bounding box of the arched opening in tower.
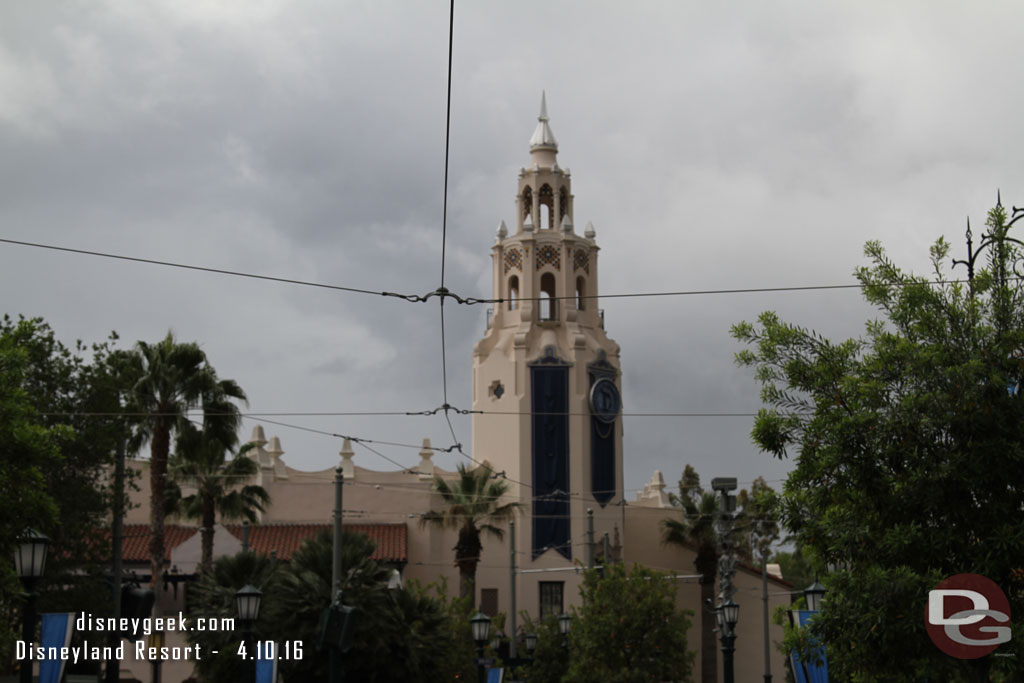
[576,276,586,310]
[539,184,554,229]
[521,187,532,223]
[540,272,557,321]
[508,275,519,310]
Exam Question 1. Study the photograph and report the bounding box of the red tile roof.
[121,525,199,563]
[119,523,407,565]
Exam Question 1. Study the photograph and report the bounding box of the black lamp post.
[16,529,50,683]
[470,612,491,683]
[804,578,826,612]
[236,585,262,683]
[717,599,739,683]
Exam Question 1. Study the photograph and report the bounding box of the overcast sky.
[3,1,1023,500]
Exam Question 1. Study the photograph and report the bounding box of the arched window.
[508,276,519,310]
[540,272,557,320]
[576,277,585,310]
[539,184,554,228]
[521,187,533,221]
[559,187,569,222]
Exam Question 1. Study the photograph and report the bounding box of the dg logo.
[926,573,1011,659]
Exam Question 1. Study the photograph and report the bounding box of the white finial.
[523,212,534,232]
[584,221,596,239]
[340,437,355,479]
[250,425,267,447]
[417,438,435,480]
[539,90,549,120]
[561,213,573,233]
[267,436,288,480]
[496,220,508,240]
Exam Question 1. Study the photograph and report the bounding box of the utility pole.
[761,546,772,683]
[509,520,517,659]
[330,468,343,683]
[105,436,126,683]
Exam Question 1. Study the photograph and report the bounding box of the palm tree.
[168,426,270,572]
[168,378,266,573]
[422,463,519,608]
[662,464,720,683]
[127,332,245,588]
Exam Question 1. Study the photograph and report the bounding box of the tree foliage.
[422,463,519,607]
[0,316,134,673]
[661,464,719,683]
[187,531,467,682]
[732,203,1024,680]
[168,382,269,573]
[562,564,694,683]
[126,332,246,587]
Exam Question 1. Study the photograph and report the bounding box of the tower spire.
[529,91,558,156]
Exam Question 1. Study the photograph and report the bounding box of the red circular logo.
[925,573,1011,658]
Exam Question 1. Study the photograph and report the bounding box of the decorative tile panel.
[504,247,523,274]
[573,248,589,274]
[537,244,561,270]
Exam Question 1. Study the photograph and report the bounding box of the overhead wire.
[3,234,997,304]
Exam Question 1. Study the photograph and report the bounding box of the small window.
[539,581,563,618]
[576,277,585,310]
[481,588,499,617]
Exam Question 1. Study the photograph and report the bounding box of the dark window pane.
[539,581,563,618]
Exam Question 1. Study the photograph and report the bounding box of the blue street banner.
[255,643,278,683]
[788,610,829,683]
[39,613,75,683]
[486,667,504,683]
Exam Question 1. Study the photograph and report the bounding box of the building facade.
[118,98,790,682]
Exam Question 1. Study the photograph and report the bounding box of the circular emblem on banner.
[588,378,620,423]
[925,573,1011,658]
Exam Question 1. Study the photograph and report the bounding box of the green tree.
[0,328,63,671]
[188,531,464,682]
[0,317,137,673]
[168,383,269,572]
[422,463,519,607]
[732,201,1024,680]
[126,332,245,588]
[737,476,781,567]
[563,564,694,683]
[661,464,720,683]
[516,612,569,683]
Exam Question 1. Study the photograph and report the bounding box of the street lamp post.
[717,599,739,683]
[236,585,262,683]
[15,530,50,683]
[558,612,571,651]
[804,577,826,612]
[470,612,492,683]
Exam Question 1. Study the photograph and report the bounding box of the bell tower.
[472,93,623,564]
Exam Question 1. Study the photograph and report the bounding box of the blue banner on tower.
[531,362,570,559]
